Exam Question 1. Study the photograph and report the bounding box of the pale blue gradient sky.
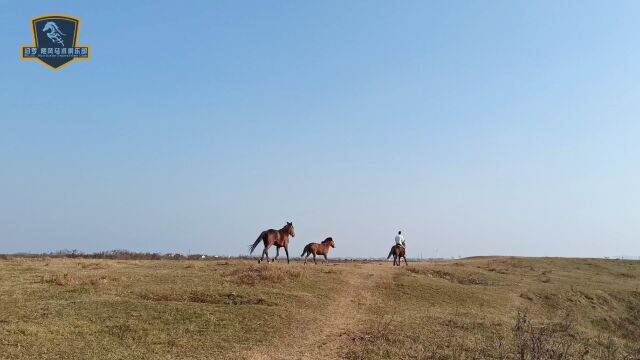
[1,1,639,257]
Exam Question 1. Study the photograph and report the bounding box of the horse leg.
[284,246,290,264]
[403,256,408,266]
[304,253,309,265]
[274,247,280,262]
[322,254,328,264]
[263,244,272,264]
[313,253,317,265]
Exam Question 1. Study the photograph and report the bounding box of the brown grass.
[226,264,304,285]
[39,272,119,287]
[1,257,639,359]
[341,257,640,359]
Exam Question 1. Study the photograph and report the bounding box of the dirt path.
[242,263,391,360]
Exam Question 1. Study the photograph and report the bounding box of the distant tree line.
[1,249,209,260]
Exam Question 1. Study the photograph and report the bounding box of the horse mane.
[321,237,333,244]
[281,222,291,231]
[45,22,66,35]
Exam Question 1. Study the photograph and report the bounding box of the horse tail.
[387,247,394,259]
[300,244,309,257]
[249,232,265,254]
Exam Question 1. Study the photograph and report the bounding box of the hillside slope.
[0,257,638,359]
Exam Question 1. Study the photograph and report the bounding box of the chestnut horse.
[387,244,408,266]
[301,237,335,264]
[249,222,295,263]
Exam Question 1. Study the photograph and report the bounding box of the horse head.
[286,222,295,237]
[43,22,65,36]
[42,21,66,46]
[323,237,335,248]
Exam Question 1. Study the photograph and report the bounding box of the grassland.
[0,257,639,359]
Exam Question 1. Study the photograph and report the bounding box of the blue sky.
[1,1,639,258]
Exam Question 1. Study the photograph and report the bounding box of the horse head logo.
[22,14,90,70]
[42,21,66,46]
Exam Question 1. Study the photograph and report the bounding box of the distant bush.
[1,250,214,261]
[88,250,166,260]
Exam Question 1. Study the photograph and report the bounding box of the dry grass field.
[1,256,639,359]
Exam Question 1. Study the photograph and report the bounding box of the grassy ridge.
[0,258,344,359]
[344,257,640,359]
[0,257,639,359]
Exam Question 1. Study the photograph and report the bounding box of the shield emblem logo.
[21,14,90,70]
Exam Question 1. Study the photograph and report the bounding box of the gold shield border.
[20,14,91,71]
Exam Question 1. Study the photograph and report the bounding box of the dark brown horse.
[249,222,295,263]
[301,237,335,264]
[387,245,408,266]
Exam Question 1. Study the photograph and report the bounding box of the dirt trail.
[242,263,391,360]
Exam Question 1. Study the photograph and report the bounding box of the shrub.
[226,265,303,285]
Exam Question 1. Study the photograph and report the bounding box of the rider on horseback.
[395,231,405,249]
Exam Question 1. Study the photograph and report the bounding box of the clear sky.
[1,1,639,258]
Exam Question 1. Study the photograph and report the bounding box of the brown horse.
[387,244,408,266]
[301,237,335,264]
[249,222,295,263]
